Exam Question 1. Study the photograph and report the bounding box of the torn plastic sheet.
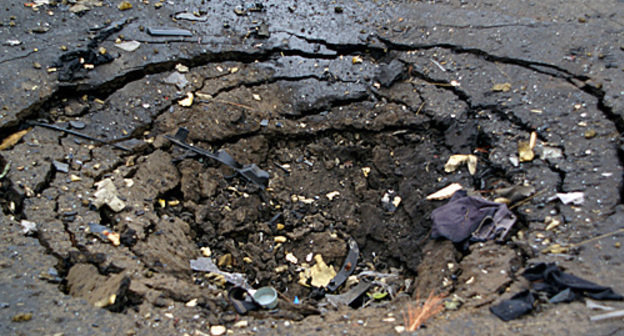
[555,192,584,205]
[165,127,270,188]
[190,257,248,288]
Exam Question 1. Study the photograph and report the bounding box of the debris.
[298,255,336,288]
[444,154,477,175]
[178,92,194,107]
[352,56,363,64]
[70,174,82,182]
[518,131,537,162]
[11,313,32,322]
[147,27,193,37]
[586,299,615,311]
[233,320,249,328]
[190,257,248,288]
[115,40,141,52]
[490,263,623,321]
[538,146,563,160]
[252,93,261,101]
[327,237,359,292]
[544,216,561,231]
[68,120,86,129]
[584,129,597,139]
[54,19,131,81]
[326,191,340,201]
[186,298,198,307]
[165,128,270,188]
[210,325,227,336]
[381,190,401,212]
[274,236,287,243]
[361,167,371,177]
[374,60,406,87]
[117,1,132,10]
[87,222,121,246]
[252,286,278,309]
[426,183,463,201]
[326,280,372,308]
[493,185,535,204]
[175,12,208,22]
[431,190,517,246]
[0,128,31,150]
[0,161,11,180]
[175,63,189,73]
[200,247,212,257]
[28,121,130,151]
[556,191,584,205]
[4,39,22,46]
[285,252,298,264]
[163,71,189,90]
[590,310,624,322]
[491,83,511,92]
[403,291,445,331]
[20,220,37,235]
[92,178,126,212]
[229,287,260,314]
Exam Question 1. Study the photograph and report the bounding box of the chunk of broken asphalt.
[374,60,405,87]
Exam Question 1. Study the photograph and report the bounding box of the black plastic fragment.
[28,121,130,151]
[326,237,359,292]
[147,27,193,37]
[228,287,260,315]
[165,127,270,188]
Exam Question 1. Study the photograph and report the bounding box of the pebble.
[210,325,226,336]
[69,120,86,129]
[233,320,248,328]
[12,312,32,322]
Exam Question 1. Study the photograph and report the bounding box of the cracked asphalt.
[1,0,623,335]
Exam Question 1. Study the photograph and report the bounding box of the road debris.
[490,263,623,321]
[426,183,463,201]
[87,222,121,246]
[28,121,130,151]
[491,82,511,92]
[444,154,477,175]
[190,257,248,288]
[326,238,359,292]
[115,40,141,52]
[0,128,30,150]
[299,254,336,288]
[92,178,126,212]
[178,92,194,107]
[147,27,193,37]
[20,220,37,235]
[431,190,516,247]
[403,291,445,331]
[252,286,278,309]
[165,127,270,188]
[555,191,584,205]
[175,12,208,22]
[518,131,537,162]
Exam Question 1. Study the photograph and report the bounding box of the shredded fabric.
[491,263,623,321]
[430,190,516,246]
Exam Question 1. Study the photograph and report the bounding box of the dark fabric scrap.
[523,263,623,301]
[490,290,535,321]
[491,263,623,321]
[431,190,516,244]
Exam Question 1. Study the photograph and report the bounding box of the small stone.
[584,129,596,139]
[185,298,198,307]
[69,120,86,129]
[118,1,132,10]
[274,236,287,243]
[394,326,405,333]
[33,62,41,69]
[233,320,248,328]
[53,160,69,173]
[210,325,226,336]
[200,247,212,257]
[175,63,189,73]
[12,312,32,322]
[615,242,621,248]
[70,174,82,182]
